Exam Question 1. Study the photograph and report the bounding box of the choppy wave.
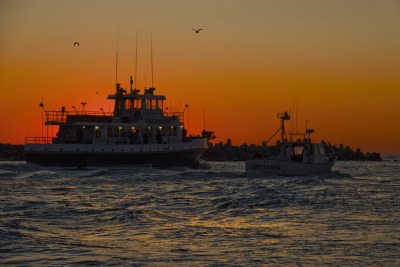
[1,158,399,266]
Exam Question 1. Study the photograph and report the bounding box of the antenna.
[115,22,120,84]
[291,97,294,140]
[130,76,133,91]
[296,97,299,134]
[40,97,44,137]
[150,32,154,88]
[81,102,87,114]
[134,30,138,90]
[203,108,206,129]
[184,104,189,133]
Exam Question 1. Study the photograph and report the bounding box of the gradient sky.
[1,0,399,154]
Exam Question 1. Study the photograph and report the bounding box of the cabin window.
[145,99,151,109]
[151,99,157,110]
[125,99,133,109]
[291,145,304,162]
[293,145,303,156]
[134,99,141,109]
[157,100,163,110]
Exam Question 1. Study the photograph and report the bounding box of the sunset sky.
[1,0,399,154]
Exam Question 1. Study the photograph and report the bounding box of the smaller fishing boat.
[245,111,335,176]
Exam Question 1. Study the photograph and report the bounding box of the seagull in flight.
[192,29,203,33]
[73,42,80,46]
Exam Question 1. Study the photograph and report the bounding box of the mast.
[265,111,290,145]
[115,23,120,85]
[135,30,138,90]
[130,76,133,91]
[291,96,294,140]
[203,108,206,129]
[280,111,290,142]
[40,97,44,137]
[150,32,154,88]
[296,97,299,134]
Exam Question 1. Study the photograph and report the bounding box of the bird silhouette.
[192,29,203,33]
[73,42,80,46]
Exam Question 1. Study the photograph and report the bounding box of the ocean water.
[0,157,399,266]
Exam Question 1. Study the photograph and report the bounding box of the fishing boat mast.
[265,111,291,145]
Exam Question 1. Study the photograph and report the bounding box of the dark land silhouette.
[201,139,382,162]
[0,144,24,161]
[0,141,382,162]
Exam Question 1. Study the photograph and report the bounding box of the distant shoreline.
[0,143,385,162]
[202,140,383,162]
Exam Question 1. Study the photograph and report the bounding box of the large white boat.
[245,111,335,176]
[24,77,212,168]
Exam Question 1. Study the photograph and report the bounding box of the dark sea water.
[1,157,399,266]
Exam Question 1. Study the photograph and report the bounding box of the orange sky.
[1,0,400,154]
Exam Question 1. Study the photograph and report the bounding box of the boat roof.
[107,87,166,101]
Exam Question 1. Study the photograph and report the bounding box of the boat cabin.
[277,141,332,164]
[27,82,191,146]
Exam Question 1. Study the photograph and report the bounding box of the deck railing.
[25,137,53,144]
[163,112,184,123]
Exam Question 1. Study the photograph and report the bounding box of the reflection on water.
[0,159,399,265]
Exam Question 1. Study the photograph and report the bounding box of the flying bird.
[192,29,203,33]
[73,42,80,46]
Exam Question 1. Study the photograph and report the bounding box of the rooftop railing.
[42,110,184,124]
[45,111,113,124]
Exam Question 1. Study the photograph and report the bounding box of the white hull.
[245,158,335,176]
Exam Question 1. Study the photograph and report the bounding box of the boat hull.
[24,140,207,168]
[25,149,206,168]
[245,158,335,176]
